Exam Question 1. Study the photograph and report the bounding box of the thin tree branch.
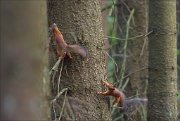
[122,67,148,80]
[105,30,153,41]
[51,88,68,104]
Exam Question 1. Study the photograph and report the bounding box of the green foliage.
[108,16,118,46]
[177,49,180,56]
[108,59,115,76]
[178,92,180,113]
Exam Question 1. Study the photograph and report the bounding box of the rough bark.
[48,0,111,120]
[148,0,177,120]
[0,1,50,120]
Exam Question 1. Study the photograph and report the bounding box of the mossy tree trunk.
[148,0,177,120]
[0,1,50,120]
[48,0,111,120]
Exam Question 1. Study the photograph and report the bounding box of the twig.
[101,3,121,12]
[49,57,62,88]
[126,93,147,100]
[127,30,153,40]
[118,9,135,88]
[59,89,68,121]
[111,106,124,109]
[113,115,124,121]
[122,67,148,80]
[121,78,129,91]
[120,0,135,26]
[51,88,68,104]
[104,51,119,73]
[49,57,62,75]
[112,0,116,31]
[57,59,64,93]
[105,31,153,41]
[52,103,57,120]
[66,98,76,120]
[140,37,147,57]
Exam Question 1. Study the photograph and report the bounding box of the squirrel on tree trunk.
[51,23,88,59]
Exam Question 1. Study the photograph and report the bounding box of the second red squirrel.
[51,23,88,58]
[97,80,125,107]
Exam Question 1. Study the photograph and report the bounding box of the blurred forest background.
[0,0,179,121]
[101,0,179,120]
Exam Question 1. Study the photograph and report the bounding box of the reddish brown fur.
[97,80,125,107]
[51,23,68,58]
[51,23,88,58]
[52,25,67,48]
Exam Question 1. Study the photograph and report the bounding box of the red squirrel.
[97,80,125,107]
[51,23,88,58]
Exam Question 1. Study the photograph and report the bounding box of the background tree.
[177,1,180,118]
[48,0,111,120]
[0,1,50,120]
[148,0,177,120]
[177,0,180,89]
[116,0,148,120]
[118,0,148,97]
[102,0,148,120]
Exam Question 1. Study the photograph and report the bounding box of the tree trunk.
[115,0,148,97]
[177,2,180,118]
[177,1,180,90]
[48,0,111,120]
[0,1,50,120]
[111,0,148,120]
[148,0,177,120]
[124,0,148,97]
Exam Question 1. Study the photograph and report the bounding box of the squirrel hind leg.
[113,97,123,107]
[112,98,118,106]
